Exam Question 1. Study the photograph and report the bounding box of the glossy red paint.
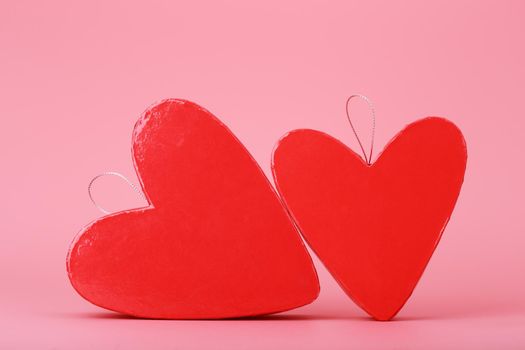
[272,117,467,321]
[67,99,319,319]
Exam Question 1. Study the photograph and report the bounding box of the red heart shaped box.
[67,99,319,319]
[272,117,467,321]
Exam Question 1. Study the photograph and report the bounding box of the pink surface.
[1,0,524,349]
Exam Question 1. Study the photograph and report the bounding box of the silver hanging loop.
[345,94,376,165]
[87,171,146,214]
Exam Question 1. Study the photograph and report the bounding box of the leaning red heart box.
[67,99,319,319]
[272,116,467,320]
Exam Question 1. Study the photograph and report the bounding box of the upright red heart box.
[272,116,467,320]
[67,99,319,319]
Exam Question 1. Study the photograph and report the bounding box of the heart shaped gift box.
[67,99,319,319]
[272,115,467,321]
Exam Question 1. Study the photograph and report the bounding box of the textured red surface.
[272,117,467,320]
[67,99,319,319]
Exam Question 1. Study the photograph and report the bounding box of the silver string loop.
[345,94,376,165]
[87,171,145,214]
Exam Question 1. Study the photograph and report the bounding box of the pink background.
[1,0,524,349]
